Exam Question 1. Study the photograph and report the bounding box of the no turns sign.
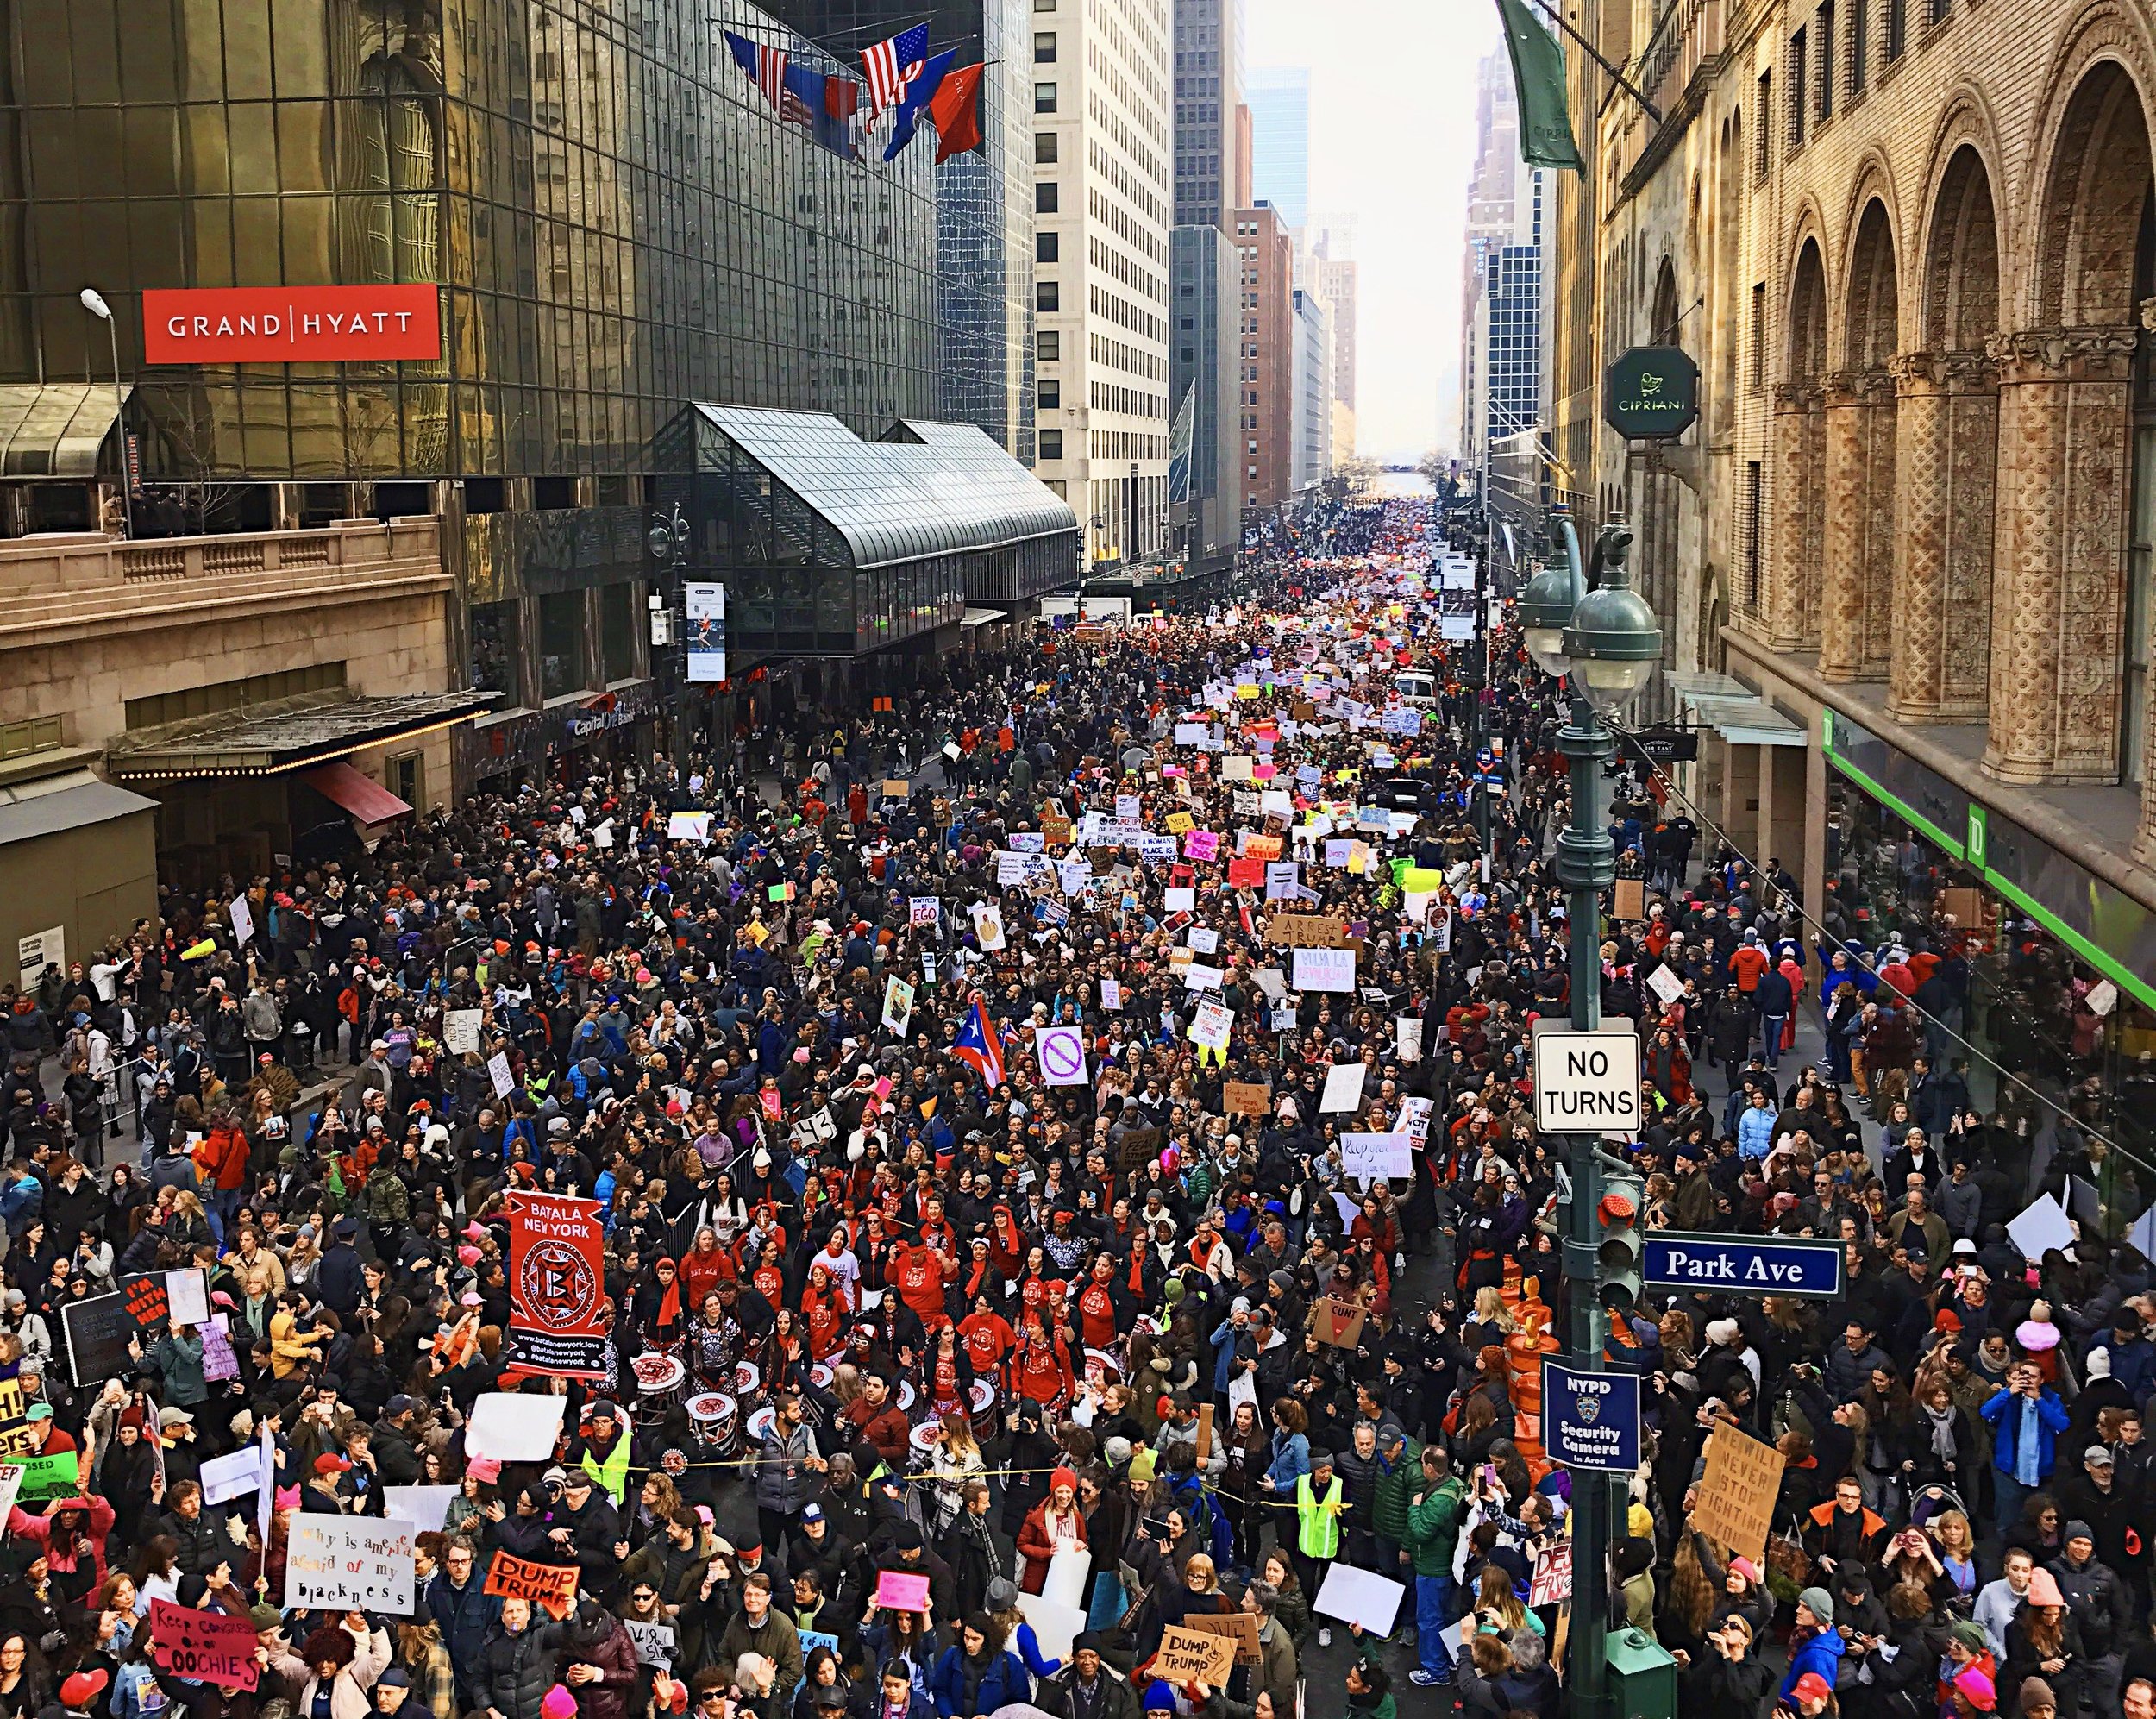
[1531,1026,1642,1136]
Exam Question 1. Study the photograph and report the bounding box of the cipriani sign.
[142,285,442,364]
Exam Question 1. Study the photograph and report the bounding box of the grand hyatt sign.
[142,285,441,364]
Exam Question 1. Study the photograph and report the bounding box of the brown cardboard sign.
[1156,1624,1238,1684]
[1612,878,1645,921]
[1264,913,1351,949]
[1690,1424,1785,1569]
[1117,1126,1163,1170]
[1179,1610,1263,1663]
[1313,1297,1367,1348]
[1223,1082,1272,1117]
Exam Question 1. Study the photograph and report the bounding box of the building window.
[1852,0,1867,91]
[1034,31,1056,61]
[1037,231,1059,263]
[1039,330,1061,361]
[470,602,523,703]
[1037,280,1060,311]
[1040,380,1061,409]
[1034,0,1054,9]
[1035,132,1057,164]
[1034,82,1056,113]
[538,592,589,700]
[600,581,638,683]
[1751,282,1767,391]
[387,752,423,812]
[1037,180,1058,213]
[1745,461,1764,609]
[1040,430,1064,461]
[1817,3,1833,119]
[1887,0,1905,60]
[1756,71,1773,176]
[1789,29,1807,147]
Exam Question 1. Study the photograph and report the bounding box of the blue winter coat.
[1778,1625,1845,1700]
[929,1645,1031,1718]
[1981,1384,2070,1480]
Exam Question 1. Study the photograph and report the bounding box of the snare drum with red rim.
[968,1378,997,1421]
[733,1359,762,1405]
[686,1391,730,1446]
[744,1402,778,1448]
[906,1420,940,1471]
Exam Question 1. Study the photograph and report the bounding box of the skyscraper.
[1245,68,1310,229]
[1459,47,1546,469]
[1312,223,1357,461]
[1234,203,1295,512]
[1292,286,1332,492]
[1031,0,1173,567]
[1174,0,1243,233]
[760,0,1038,461]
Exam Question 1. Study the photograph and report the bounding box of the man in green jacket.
[1403,1445,1466,1687]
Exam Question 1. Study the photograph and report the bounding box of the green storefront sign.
[1603,345,1701,440]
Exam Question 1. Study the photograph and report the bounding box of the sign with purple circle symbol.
[1037,1026,1090,1087]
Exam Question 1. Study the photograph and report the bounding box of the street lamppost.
[1514,507,1660,1719]
[647,502,692,788]
[78,287,132,540]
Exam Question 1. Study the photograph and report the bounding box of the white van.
[1394,670,1437,706]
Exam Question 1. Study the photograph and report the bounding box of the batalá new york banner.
[505,1191,610,1378]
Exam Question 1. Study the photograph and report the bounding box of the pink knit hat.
[542,1686,578,1719]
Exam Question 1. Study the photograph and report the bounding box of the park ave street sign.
[1531,1026,1641,1135]
[1643,1232,1845,1300]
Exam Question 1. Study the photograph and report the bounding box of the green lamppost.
[1515,508,1661,1719]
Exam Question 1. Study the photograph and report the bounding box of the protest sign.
[1291,947,1356,993]
[484,1549,579,1618]
[1528,1543,1573,1607]
[873,1570,931,1612]
[624,1619,679,1669]
[1318,1063,1366,1114]
[1396,1016,1422,1061]
[1116,1126,1163,1171]
[383,1485,460,1532]
[0,1422,38,1459]
[1339,1134,1413,1179]
[166,1269,210,1327]
[1035,1026,1090,1087]
[443,1009,484,1055]
[149,1599,259,1690]
[201,1445,266,1506]
[1265,913,1351,949]
[18,1449,76,1498]
[909,896,940,927]
[2007,1192,2076,1264]
[466,1392,567,1462]
[1156,1625,1238,1684]
[0,1377,20,1421]
[1313,1564,1405,1635]
[1690,1424,1785,1568]
[1179,1610,1263,1663]
[881,976,915,1036]
[288,1515,417,1613]
[1016,1593,1087,1662]
[1223,1082,1271,1118]
[486,1052,516,1098]
[970,904,1006,951]
[1188,1000,1233,1053]
[1313,1298,1368,1348]
[505,1191,610,1378]
[0,1465,19,1521]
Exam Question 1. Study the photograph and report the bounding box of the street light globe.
[78,287,111,321]
[1561,528,1662,717]
[1523,624,1572,678]
[1571,654,1657,714]
[1515,561,1580,679]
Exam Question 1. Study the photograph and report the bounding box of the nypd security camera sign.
[1543,1358,1641,1473]
[1531,1026,1642,1136]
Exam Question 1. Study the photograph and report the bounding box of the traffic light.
[1595,1170,1645,1312]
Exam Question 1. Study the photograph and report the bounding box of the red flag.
[930,63,985,161]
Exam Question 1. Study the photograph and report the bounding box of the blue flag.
[883,48,957,161]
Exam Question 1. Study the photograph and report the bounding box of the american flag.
[724,29,791,116]
[861,23,929,116]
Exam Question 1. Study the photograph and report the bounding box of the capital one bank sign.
[142,285,442,364]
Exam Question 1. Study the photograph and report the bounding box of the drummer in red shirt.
[888,1233,956,1335]
[959,1292,1015,1387]
[1075,1252,1137,1352]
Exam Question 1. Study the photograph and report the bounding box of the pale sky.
[1244,0,1501,462]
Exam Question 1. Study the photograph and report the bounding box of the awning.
[1670,673,1808,747]
[0,770,159,849]
[108,690,498,780]
[0,383,133,477]
[300,761,412,824]
[960,607,1009,628]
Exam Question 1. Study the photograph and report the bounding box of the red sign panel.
[141,285,442,364]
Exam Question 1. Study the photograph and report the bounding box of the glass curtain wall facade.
[757,0,1037,463]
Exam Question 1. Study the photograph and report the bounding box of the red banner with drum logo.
[505,1191,609,1378]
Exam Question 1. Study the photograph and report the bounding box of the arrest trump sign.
[142,285,442,364]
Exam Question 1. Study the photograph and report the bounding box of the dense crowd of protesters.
[0,492,2147,1719]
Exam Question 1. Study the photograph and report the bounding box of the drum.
[734,1359,762,1407]
[702,1391,741,1458]
[968,1378,997,1421]
[907,1420,941,1471]
[1082,1346,1120,1387]
[631,1352,686,1425]
[809,1362,834,1392]
[745,1402,778,1449]
[686,1391,730,1449]
[896,1379,917,1417]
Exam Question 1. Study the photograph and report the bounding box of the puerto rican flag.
[861,23,930,118]
[950,995,1006,1088]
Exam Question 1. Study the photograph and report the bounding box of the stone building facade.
[1553,0,2156,1013]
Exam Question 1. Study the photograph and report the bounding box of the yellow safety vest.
[1295,1472,1343,1559]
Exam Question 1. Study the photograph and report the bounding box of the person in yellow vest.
[1294,1447,1347,1647]
[574,1399,634,1504]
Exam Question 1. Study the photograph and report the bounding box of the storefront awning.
[300,761,412,824]
[0,772,159,849]
[0,383,133,477]
[960,607,1008,628]
[1670,672,1808,747]
[107,691,498,780]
